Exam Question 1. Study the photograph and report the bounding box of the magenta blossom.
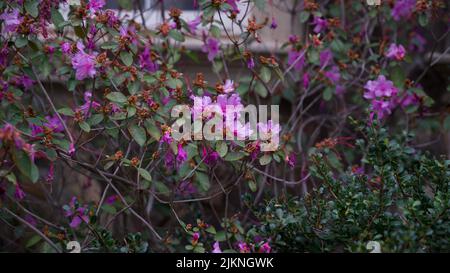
[64,197,89,229]
[176,143,187,163]
[187,16,201,34]
[238,242,250,253]
[270,17,278,29]
[71,42,97,80]
[202,37,220,61]
[212,241,222,253]
[223,79,235,94]
[312,16,328,33]
[87,0,105,14]
[139,46,159,72]
[364,75,398,99]
[14,184,26,200]
[0,8,22,34]
[259,242,271,253]
[391,0,416,21]
[287,50,305,71]
[386,43,406,61]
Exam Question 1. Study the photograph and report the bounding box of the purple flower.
[270,17,278,29]
[87,0,105,14]
[0,9,22,34]
[287,50,305,71]
[364,76,399,120]
[226,0,240,13]
[139,46,159,72]
[64,197,90,229]
[61,42,72,54]
[324,66,341,85]
[386,43,406,61]
[201,146,220,165]
[44,115,64,132]
[176,143,187,163]
[187,16,201,34]
[212,241,222,253]
[238,242,250,253]
[259,242,271,253]
[391,0,416,21]
[364,75,398,99]
[71,42,97,80]
[223,79,235,93]
[320,49,333,67]
[247,57,255,69]
[312,16,328,33]
[302,73,310,89]
[14,184,26,200]
[78,91,101,116]
[69,142,76,156]
[191,232,200,245]
[202,37,220,61]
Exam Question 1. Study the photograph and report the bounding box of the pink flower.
[287,50,305,71]
[226,0,241,13]
[0,9,22,34]
[14,184,26,200]
[391,0,416,21]
[78,91,101,115]
[69,142,76,156]
[302,73,310,89]
[312,16,328,33]
[201,146,220,165]
[320,49,333,67]
[71,42,97,80]
[363,75,398,100]
[176,143,187,163]
[223,79,235,93]
[247,57,255,69]
[324,66,341,85]
[202,37,220,61]
[238,242,250,253]
[191,232,200,245]
[212,241,222,253]
[386,43,406,61]
[270,17,278,29]
[87,0,105,14]
[259,242,271,253]
[187,16,201,34]
[64,197,89,229]
[139,46,159,72]
[61,42,72,54]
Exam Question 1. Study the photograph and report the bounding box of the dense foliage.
[0,0,449,253]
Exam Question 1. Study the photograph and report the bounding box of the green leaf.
[106,92,127,103]
[129,124,147,146]
[224,152,245,162]
[13,150,39,183]
[254,82,268,98]
[259,154,272,165]
[323,87,333,101]
[26,235,42,248]
[299,11,310,23]
[25,0,39,18]
[444,116,450,131]
[15,37,28,48]
[120,51,133,66]
[138,168,152,181]
[260,66,271,83]
[58,107,75,117]
[195,172,210,192]
[215,141,228,158]
[51,8,65,28]
[79,121,91,132]
[169,30,185,42]
[87,114,104,126]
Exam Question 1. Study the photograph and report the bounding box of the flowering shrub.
[0,0,449,253]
